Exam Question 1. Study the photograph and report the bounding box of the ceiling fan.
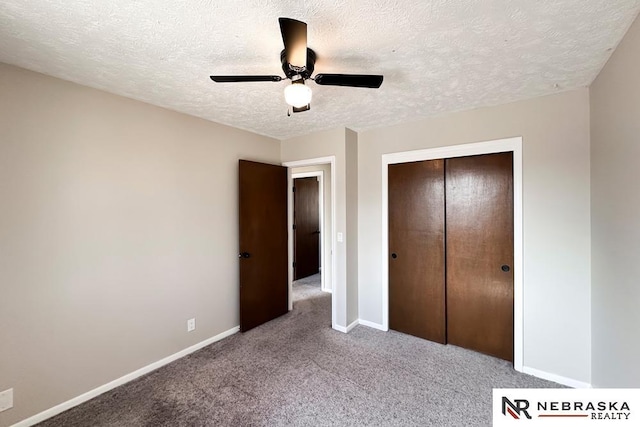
[210,18,384,113]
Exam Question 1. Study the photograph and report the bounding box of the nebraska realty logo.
[493,389,640,426]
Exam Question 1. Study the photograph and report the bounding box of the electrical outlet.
[0,388,13,412]
[187,318,196,332]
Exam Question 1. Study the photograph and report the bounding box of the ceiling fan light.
[284,82,312,108]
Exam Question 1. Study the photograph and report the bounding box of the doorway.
[382,137,524,370]
[283,157,336,329]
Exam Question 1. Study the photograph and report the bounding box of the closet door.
[388,160,446,343]
[445,152,514,361]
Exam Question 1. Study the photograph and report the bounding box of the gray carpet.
[292,272,322,287]
[38,274,559,426]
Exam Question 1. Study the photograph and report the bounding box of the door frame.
[283,156,337,330]
[292,171,327,292]
[381,136,524,371]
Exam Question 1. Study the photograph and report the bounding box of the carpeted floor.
[38,273,559,426]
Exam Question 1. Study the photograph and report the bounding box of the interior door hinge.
[293,224,296,230]
[292,186,296,193]
[293,261,296,268]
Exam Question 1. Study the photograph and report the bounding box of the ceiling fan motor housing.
[281,48,316,80]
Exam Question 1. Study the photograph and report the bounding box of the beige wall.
[358,89,592,384]
[590,14,640,387]
[0,63,280,426]
[291,164,332,291]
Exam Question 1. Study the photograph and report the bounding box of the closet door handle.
[391,253,398,259]
[501,265,510,272]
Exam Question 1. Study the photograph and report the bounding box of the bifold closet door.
[445,152,514,362]
[388,160,446,343]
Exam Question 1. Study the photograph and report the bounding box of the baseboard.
[333,319,387,333]
[332,324,348,333]
[357,319,387,331]
[13,326,240,427]
[332,319,359,333]
[521,366,592,389]
[345,319,359,332]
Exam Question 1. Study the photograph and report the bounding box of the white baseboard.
[332,319,359,333]
[13,326,240,427]
[357,319,387,331]
[345,319,359,332]
[333,319,386,333]
[332,324,347,333]
[521,366,592,389]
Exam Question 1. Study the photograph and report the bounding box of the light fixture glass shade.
[284,82,312,108]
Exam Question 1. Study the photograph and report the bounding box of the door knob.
[239,252,251,259]
[501,265,510,272]
[391,253,398,259]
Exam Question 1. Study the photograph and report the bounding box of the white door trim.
[381,137,523,371]
[292,171,327,293]
[284,156,337,330]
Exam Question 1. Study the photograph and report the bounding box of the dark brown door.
[239,160,288,332]
[294,177,320,280]
[445,152,514,361]
[388,160,446,343]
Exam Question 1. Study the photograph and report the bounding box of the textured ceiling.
[1,1,639,140]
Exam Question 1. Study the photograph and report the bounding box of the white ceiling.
[1,1,639,140]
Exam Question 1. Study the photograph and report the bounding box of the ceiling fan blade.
[314,74,383,88]
[292,104,310,113]
[279,17,307,67]
[210,75,282,83]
